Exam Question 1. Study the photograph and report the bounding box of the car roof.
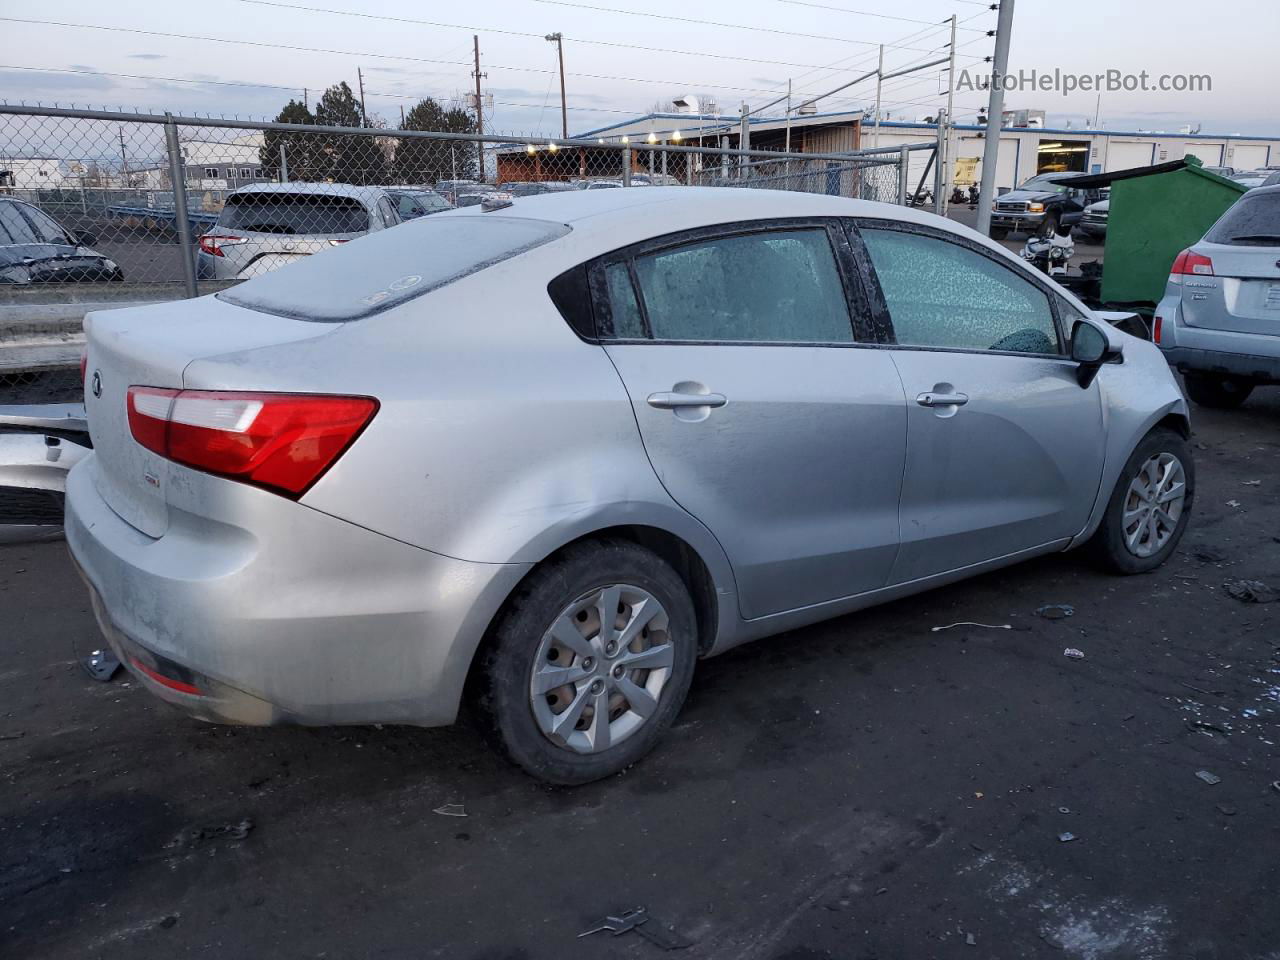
[228,182,389,204]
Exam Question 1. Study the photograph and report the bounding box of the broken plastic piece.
[1036,604,1075,620]
[1063,648,1085,660]
[931,622,1012,632]
[1195,770,1222,785]
[433,803,467,817]
[82,648,121,682]
[1058,832,1077,842]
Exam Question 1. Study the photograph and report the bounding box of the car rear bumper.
[65,456,530,727]
[1156,310,1280,383]
[1159,344,1280,382]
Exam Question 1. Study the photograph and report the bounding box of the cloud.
[128,53,167,61]
[0,69,113,92]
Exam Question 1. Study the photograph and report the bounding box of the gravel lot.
[2,392,1278,960]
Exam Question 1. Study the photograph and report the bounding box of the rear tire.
[475,539,698,785]
[1183,372,1254,409]
[1087,427,1194,575]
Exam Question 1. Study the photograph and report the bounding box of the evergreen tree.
[395,99,478,184]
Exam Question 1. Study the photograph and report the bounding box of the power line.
[0,17,826,99]
[776,0,987,31]
[226,0,918,72]
[530,0,987,57]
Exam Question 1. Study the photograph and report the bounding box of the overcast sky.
[1,0,1277,136]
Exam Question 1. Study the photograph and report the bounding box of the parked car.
[0,196,123,284]
[1202,166,1237,179]
[1078,197,1109,239]
[69,188,1192,784]
[196,183,401,280]
[1252,171,1280,190]
[386,188,453,220]
[1229,171,1269,189]
[1154,184,1280,407]
[437,182,495,205]
[989,172,1102,239]
[502,182,554,197]
[0,402,91,535]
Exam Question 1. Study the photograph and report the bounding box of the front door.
[852,222,1106,584]
[595,222,908,619]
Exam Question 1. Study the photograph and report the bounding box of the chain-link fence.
[1,105,934,303]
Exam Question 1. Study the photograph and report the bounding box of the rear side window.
[627,229,853,343]
[860,227,1060,355]
[218,215,569,322]
[218,193,371,235]
[1204,192,1280,245]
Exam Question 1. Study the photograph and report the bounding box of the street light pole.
[976,0,1016,236]
[545,32,568,140]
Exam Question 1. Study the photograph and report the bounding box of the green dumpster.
[1055,156,1247,306]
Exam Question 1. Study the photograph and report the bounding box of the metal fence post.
[933,114,946,215]
[164,114,198,298]
[279,143,289,182]
[898,145,910,205]
[621,145,631,186]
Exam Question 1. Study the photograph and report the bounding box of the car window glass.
[861,227,1060,354]
[396,195,422,217]
[1204,192,1280,245]
[19,205,71,244]
[603,263,646,338]
[378,198,398,227]
[0,203,38,244]
[632,229,852,343]
[217,193,370,234]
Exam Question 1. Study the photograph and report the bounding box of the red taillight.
[127,387,378,497]
[198,235,247,257]
[1170,248,1214,277]
[1152,316,1163,344]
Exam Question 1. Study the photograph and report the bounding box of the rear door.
[596,220,907,620]
[1181,191,1280,336]
[849,220,1105,584]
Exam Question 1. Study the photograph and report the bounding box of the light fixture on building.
[672,130,682,142]
[548,142,558,152]
[526,144,536,155]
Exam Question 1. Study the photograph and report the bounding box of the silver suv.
[1155,185,1280,407]
[196,183,401,280]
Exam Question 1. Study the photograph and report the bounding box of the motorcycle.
[1019,220,1075,279]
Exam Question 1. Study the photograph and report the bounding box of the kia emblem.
[91,370,102,399]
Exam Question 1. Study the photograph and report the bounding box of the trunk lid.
[83,296,341,537]
[1181,240,1280,336]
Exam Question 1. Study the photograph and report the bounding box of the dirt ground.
[2,392,1278,960]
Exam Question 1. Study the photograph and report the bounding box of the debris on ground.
[168,818,254,851]
[1195,771,1222,786]
[1063,648,1086,660]
[433,803,467,817]
[1216,804,1238,816]
[1193,548,1228,563]
[0,731,25,741]
[1058,806,1071,814]
[966,933,977,946]
[1226,500,1242,508]
[578,906,692,949]
[1058,832,1077,842]
[1036,604,1075,620]
[931,621,1012,633]
[1271,781,1280,794]
[81,648,121,682]
[1224,579,1278,604]
[1241,480,1262,486]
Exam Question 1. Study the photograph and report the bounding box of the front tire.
[1087,427,1194,574]
[1183,372,1254,409]
[475,540,698,785]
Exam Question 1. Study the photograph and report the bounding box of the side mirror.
[74,230,97,246]
[1071,320,1115,388]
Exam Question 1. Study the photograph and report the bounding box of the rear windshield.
[1205,193,1280,246]
[217,215,570,322]
[218,192,370,235]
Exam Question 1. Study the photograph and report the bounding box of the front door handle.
[647,391,727,410]
[916,391,969,408]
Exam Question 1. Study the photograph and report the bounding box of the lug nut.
[590,678,605,694]
[612,665,625,679]
[581,657,594,671]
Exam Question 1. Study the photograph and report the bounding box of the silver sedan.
[69,187,1193,783]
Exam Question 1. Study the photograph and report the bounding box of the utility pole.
[400,104,406,127]
[941,14,958,214]
[545,32,567,140]
[356,67,367,127]
[303,87,308,109]
[784,78,792,154]
[873,44,884,148]
[118,130,129,188]
[472,35,486,180]
[976,0,1016,235]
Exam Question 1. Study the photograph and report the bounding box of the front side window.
[18,204,71,244]
[860,227,1060,355]
[628,229,852,343]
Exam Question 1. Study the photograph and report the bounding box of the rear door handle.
[647,391,727,410]
[916,391,969,407]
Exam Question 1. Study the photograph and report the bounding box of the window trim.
[845,217,1071,359]
[581,217,877,347]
